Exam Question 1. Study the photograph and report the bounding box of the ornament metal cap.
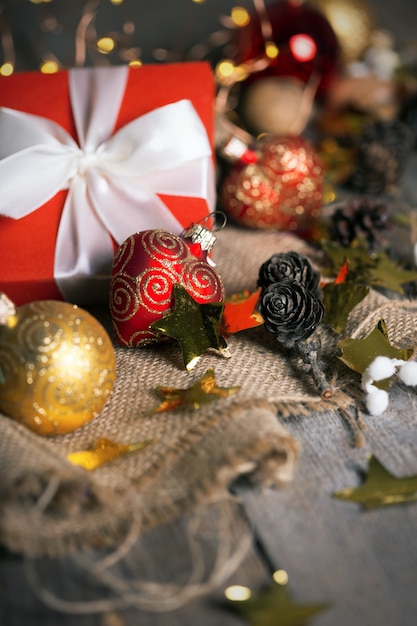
[181,223,217,253]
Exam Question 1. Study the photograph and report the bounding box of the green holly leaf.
[338,320,414,388]
[367,254,417,294]
[333,455,417,509]
[322,281,369,333]
[321,239,417,294]
[225,582,329,626]
[321,238,372,281]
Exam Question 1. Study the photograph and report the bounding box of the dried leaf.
[221,288,264,335]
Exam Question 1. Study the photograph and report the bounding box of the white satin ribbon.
[0,66,215,303]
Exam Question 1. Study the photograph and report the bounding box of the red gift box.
[0,63,215,306]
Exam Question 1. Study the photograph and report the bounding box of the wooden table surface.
[1,1,417,625]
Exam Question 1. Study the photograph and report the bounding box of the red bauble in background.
[110,227,225,347]
[221,135,323,234]
[233,0,340,98]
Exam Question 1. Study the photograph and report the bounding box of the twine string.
[24,496,253,615]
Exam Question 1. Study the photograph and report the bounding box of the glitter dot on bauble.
[220,135,324,234]
[0,299,116,436]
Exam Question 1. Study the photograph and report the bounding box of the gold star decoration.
[151,368,240,413]
[333,455,417,509]
[66,437,153,471]
[150,283,231,370]
[225,581,329,626]
[221,288,264,336]
[338,319,414,387]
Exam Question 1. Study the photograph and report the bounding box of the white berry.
[366,387,389,416]
[365,356,399,382]
[398,361,417,386]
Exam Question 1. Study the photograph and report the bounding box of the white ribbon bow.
[0,66,215,303]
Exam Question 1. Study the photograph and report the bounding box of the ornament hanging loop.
[201,211,228,232]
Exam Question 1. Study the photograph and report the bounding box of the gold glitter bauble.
[309,0,373,64]
[0,300,116,436]
[241,77,313,136]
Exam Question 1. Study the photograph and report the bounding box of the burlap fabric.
[1,225,417,557]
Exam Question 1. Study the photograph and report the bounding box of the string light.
[231,7,250,27]
[273,569,289,585]
[40,59,60,73]
[0,0,277,77]
[0,62,14,76]
[265,41,279,59]
[289,34,317,62]
[215,59,235,80]
[224,585,252,601]
[97,36,116,54]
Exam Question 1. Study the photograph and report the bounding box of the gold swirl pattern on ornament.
[111,234,136,275]
[179,259,225,302]
[141,229,189,263]
[110,273,141,322]
[118,327,163,348]
[29,343,114,432]
[136,266,177,314]
[16,314,64,358]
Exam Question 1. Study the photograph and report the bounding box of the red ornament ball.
[110,228,225,347]
[221,136,323,233]
[232,0,340,97]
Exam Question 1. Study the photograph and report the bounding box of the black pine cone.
[350,119,412,194]
[257,251,320,296]
[258,279,325,347]
[329,197,392,251]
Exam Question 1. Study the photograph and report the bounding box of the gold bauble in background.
[0,299,116,436]
[309,0,374,64]
[241,77,314,136]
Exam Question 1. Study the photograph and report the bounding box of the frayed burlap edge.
[0,399,298,557]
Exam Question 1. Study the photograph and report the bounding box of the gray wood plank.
[237,384,417,626]
[0,501,270,626]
